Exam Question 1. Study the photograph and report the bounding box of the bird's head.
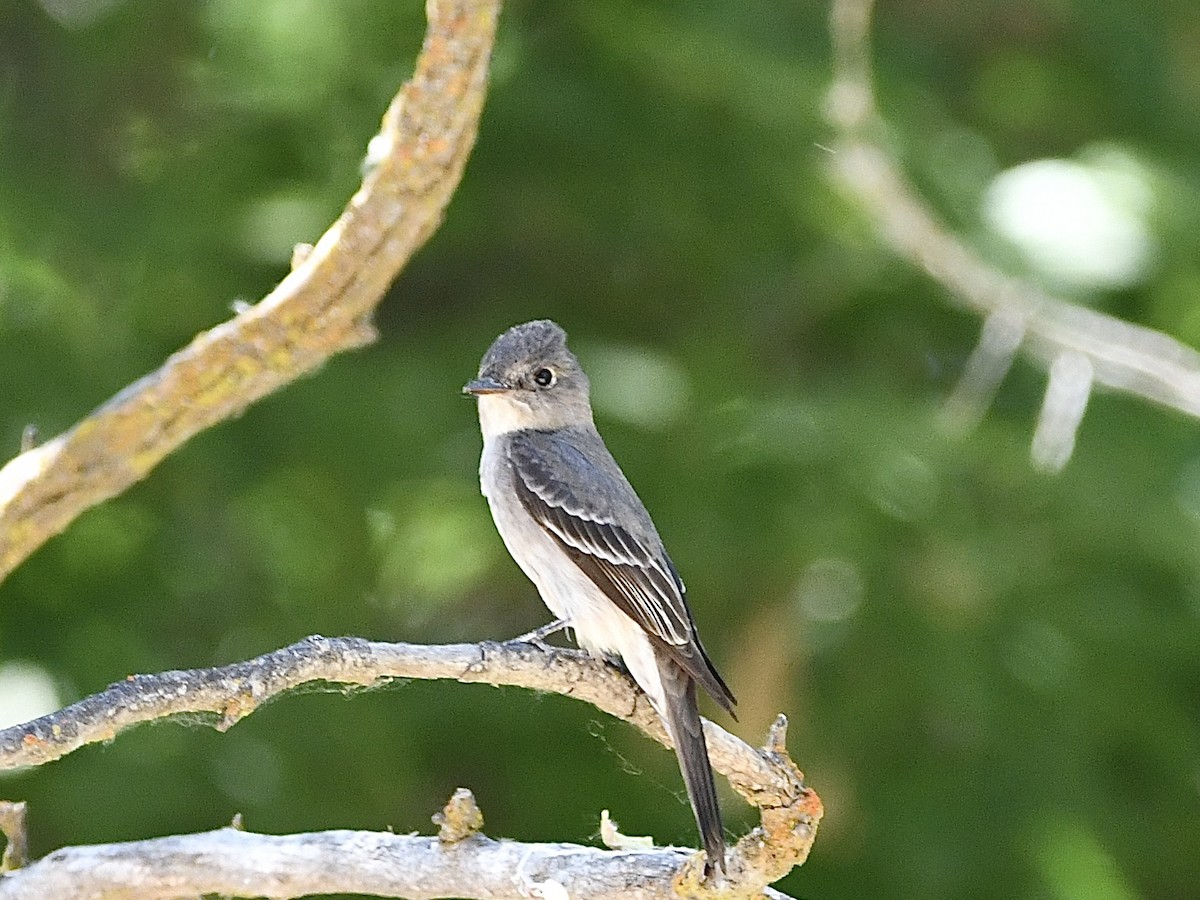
[464,319,593,435]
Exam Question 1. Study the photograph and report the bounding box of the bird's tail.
[658,653,725,875]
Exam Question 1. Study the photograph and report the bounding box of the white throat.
[476,393,541,439]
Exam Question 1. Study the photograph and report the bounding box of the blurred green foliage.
[2,1,1200,898]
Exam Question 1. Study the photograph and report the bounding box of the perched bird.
[464,319,737,874]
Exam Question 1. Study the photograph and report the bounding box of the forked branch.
[825,0,1200,469]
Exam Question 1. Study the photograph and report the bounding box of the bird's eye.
[533,367,556,387]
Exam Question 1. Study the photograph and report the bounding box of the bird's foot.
[507,618,569,653]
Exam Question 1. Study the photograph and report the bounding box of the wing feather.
[506,430,737,715]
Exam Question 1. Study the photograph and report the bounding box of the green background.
[3,1,1200,898]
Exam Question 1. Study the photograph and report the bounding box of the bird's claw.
[507,618,569,653]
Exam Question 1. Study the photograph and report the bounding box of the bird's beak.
[463,376,510,396]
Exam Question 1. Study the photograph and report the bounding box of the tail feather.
[658,653,725,875]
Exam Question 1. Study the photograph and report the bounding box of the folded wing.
[507,429,736,714]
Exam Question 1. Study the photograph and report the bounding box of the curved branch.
[0,636,822,889]
[825,0,1200,432]
[0,0,501,585]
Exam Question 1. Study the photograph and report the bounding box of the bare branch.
[0,0,501,586]
[0,636,821,890]
[824,0,1200,450]
[0,820,803,900]
[0,638,794,807]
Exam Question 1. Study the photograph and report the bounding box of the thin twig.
[0,802,27,873]
[0,0,501,585]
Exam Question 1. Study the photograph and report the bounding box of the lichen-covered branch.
[825,0,1200,468]
[0,0,501,585]
[0,636,821,890]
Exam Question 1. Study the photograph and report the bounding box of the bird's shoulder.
[503,426,646,522]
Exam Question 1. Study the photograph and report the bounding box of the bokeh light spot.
[0,661,62,731]
[983,148,1155,291]
[584,344,691,430]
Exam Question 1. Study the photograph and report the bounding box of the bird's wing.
[507,429,736,713]
[508,430,692,645]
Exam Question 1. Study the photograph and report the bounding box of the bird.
[463,319,737,875]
